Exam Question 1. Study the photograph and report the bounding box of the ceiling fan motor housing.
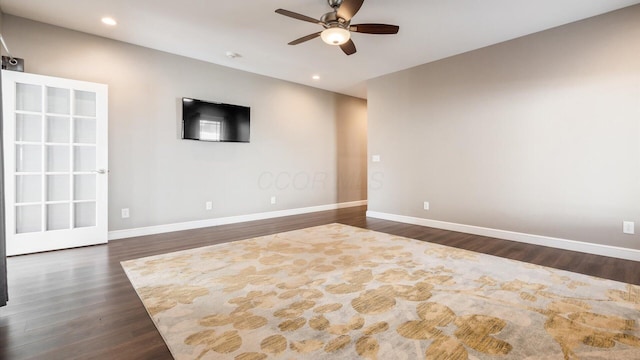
[321,12,349,28]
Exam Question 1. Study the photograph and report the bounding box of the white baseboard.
[366,211,640,262]
[108,200,368,241]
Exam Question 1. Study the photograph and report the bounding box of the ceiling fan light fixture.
[321,27,350,45]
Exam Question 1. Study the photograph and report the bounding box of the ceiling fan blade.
[337,0,364,22]
[350,23,399,34]
[340,39,357,55]
[275,9,321,25]
[288,32,322,45]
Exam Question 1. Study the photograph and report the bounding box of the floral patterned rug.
[121,223,640,359]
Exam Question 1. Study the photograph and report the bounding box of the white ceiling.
[1,0,639,99]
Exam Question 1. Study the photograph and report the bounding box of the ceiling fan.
[275,0,399,56]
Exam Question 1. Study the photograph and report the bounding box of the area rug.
[121,223,640,359]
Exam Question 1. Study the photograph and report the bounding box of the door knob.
[93,169,108,174]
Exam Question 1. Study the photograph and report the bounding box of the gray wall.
[368,5,640,250]
[2,15,367,231]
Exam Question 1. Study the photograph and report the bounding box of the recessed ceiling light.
[312,75,320,80]
[101,17,117,26]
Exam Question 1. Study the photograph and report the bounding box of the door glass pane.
[46,87,70,115]
[47,175,70,201]
[74,174,96,201]
[73,146,96,172]
[16,114,42,142]
[46,116,71,143]
[16,83,42,112]
[74,202,95,228]
[16,175,42,203]
[46,145,70,172]
[74,118,96,144]
[16,144,42,172]
[74,90,96,117]
[16,205,42,233]
[47,203,70,231]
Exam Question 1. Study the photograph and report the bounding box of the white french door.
[2,71,108,256]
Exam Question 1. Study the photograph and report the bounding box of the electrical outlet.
[121,208,130,219]
[205,201,213,210]
[623,221,635,235]
[271,196,276,205]
[423,201,430,210]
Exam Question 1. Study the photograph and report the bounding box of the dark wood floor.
[1,205,639,359]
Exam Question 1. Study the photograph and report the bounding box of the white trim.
[366,211,640,262]
[108,200,368,241]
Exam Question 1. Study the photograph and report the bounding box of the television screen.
[182,97,250,143]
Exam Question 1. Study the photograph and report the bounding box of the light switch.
[623,221,635,234]
[372,155,381,162]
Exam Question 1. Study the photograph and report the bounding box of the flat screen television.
[181,97,250,143]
